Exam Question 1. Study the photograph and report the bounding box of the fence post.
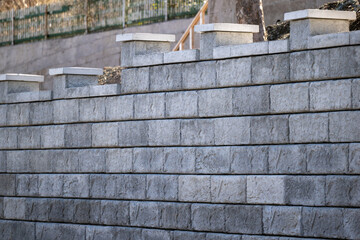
[44,5,48,40]
[122,0,126,28]
[11,9,14,45]
[84,0,89,33]
[164,0,168,21]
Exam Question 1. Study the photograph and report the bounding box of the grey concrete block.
[326,176,360,207]
[17,127,41,149]
[6,91,51,104]
[86,226,142,240]
[233,86,270,115]
[38,174,63,197]
[284,176,325,206]
[100,200,129,225]
[25,198,49,221]
[36,223,86,240]
[0,175,15,195]
[132,53,164,67]
[4,197,26,219]
[215,117,251,145]
[229,41,269,58]
[165,91,198,118]
[0,220,35,240]
[181,119,215,145]
[146,175,178,201]
[53,99,79,123]
[206,233,241,240]
[89,84,120,97]
[48,199,74,222]
[117,175,146,199]
[163,147,196,173]
[216,58,251,87]
[329,46,360,79]
[251,116,289,144]
[27,151,52,173]
[353,79,360,109]
[106,148,133,173]
[118,121,148,146]
[52,150,79,173]
[6,103,30,125]
[191,204,225,231]
[63,174,89,198]
[230,146,268,174]
[307,144,348,174]
[65,75,98,88]
[211,176,246,203]
[40,125,65,148]
[344,208,360,240]
[199,88,232,117]
[330,111,360,142]
[310,80,352,111]
[148,120,180,146]
[134,93,165,119]
[350,143,360,173]
[121,67,150,94]
[350,30,360,44]
[159,202,191,229]
[164,49,200,64]
[302,207,345,238]
[247,176,285,204]
[0,128,17,149]
[225,205,263,234]
[133,148,163,173]
[105,95,133,121]
[92,123,118,147]
[182,61,216,89]
[179,175,211,202]
[173,231,206,240]
[270,83,309,112]
[141,229,172,240]
[90,175,118,199]
[130,201,160,227]
[0,105,6,126]
[150,64,182,91]
[16,175,39,196]
[263,206,301,236]
[252,54,290,84]
[195,147,231,173]
[29,102,53,125]
[79,98,106,122]
[269,39,289,54]
[78,149,106,172]
[269,145,306,174]
[308,32,350,49]
[289,113,329,143]
[5,151,29,172]
[0,151,6,173]
[65,87,91,101]
[65,124,92,148]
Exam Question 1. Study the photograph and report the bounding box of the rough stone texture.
[325,176,360,207]
[53,99,79,123]
[134,93,165,119]
[17,127,41,149]
[270,83,309,113]
[349,143,360,174]
[29,102,53,125]
[233,85,270,115]
[330,111,360,142]
[6,103,30,126]
[181,119,215,145]
[146,175,178,201]
[105,148,133,173]
[182,61,216,89]
[198,88,232,117]
[105,95,134,120]
[118,121,148,146]
[230,146,268,174]
[252,54,290,84]
[133,148,163,173]
[163,148,196,173]
[211,176,246,203]
[121,67,150,94]
[36,223,86,240]
[130,201,160,227]
[251,116,289,144]
[344,208,360,240]
[179,176,211,202]
[216,58,251,87]
[192,204,225,231]
[16,175,39,196]
[150,64,182,91]
[4,197,26,219]
[0,175,16,195]
[353,79,360,109]
[0,220,35,240]
[92,123,118,147]
[79,98,106,122]
[263,206,301,236]
[148,120,180,146]
[214,117,250,145]
[41,125,65,148]
[65,124,92,148]
[195,147,231,174]
[225,205,263,234]
[247,176,285,204]
[159,203,191,229]
[268,145,306,174]
[165,91,198,118]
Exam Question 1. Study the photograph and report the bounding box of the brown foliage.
[0,0,65,11]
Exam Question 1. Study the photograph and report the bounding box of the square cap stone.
[0,73,44,82]
[116,33,176,42]
[49,67,103,76]
[285,9,356,21]
[194,23,259,33]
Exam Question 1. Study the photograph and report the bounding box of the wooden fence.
[0,0,204,46]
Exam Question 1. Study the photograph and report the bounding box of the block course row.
[1,198,359,239]
[1,143,359,174]
[1,173,360,207]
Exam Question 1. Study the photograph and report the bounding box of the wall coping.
[49,67,103,76]
[0,73,44,82]
[194,23,259,33]
[116,33,176,42]
[284,9,356,21]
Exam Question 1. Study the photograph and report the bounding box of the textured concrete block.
[252,54,290,84]
[89,84,120,97]
[195,147,231,173]
[134,93,165,119]
[78,149,106,172]
[302,207,345,238]
[6,91,51,104]
[132,53,164,67]
[225,205,263,234]
[199,88,232,117]
[289,113,329,143]
[350,144,360,173]
[270,83,309,112]
[148,120,180,146]
[52,150,79,173]
[263,206,301,236]
[181,119,215,145]
[40,125,65,148]
[17,127,41,149]
[329,46,360,79]
[269,39,289,54]
[330,111,360,142]
[6,103,30,126]
[308,32,350,49]
[0,151,6,172]
[117,175,146,199]
[350,30,360,44]
[106,148,133,173]
[121,67,150,93]
[27,151,52,173]
[230,146,268,174]
[86,226,142,240]
[353,79,360,109]
[182,61,216,89]
[63,174,89,198]
[0,220,35,240]
[92,123,118,147]
[163,147,196,173]
[53,99,79,123]
[16,175,39,196]
[233,85,270,114]
[307,144,348,174]
[326,176,360,206]
[216,58,251,87]
[146,175,178,201]
[179,176,211,202]
[130,201,160,227]
[6,151,28,172]
[65,124,92,147]
[229,41,269,58]
[284,176,325,206]
[29,102,53,124]
[247,176,285,204]
[211,176,246,203]
[100,200,129,225]
[0,105,6,126]
[344,208,360,239]
[206,233,241,240]
[269,145,306,174]
[105,95,133,120]
[159,202,191,229]
[36,223,86,240]
[164,49,200,64]
[118,121,148,146]
[310,80,352,111]
[25,198,49,221]
[165,91,198,118]
[251,116,289,144]
[90,175,118,199]
[173,231,206,240]
[0,175,15,195]
[192,204,225,231]
[141,229,172,240]
[73,199,101,224]
[48,199,74,222]
[150,64,182,91]
[214,117,250,145]
[79,98,106,122]
[4,197,25,219]
[38,174,63,197]
[133,148,163,173]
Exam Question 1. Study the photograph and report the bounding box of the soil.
[98,66,122,85]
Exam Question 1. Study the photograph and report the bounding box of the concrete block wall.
[0,32,360,239]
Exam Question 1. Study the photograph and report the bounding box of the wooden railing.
[172,0,208,51]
